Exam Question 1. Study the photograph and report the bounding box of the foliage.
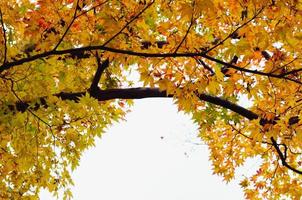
[1,0,302,199]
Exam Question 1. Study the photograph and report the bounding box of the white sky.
[40,98,260,200]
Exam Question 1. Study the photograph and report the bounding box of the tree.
[1,0,302,199]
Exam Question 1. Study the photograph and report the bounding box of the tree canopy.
[1,0,302,199]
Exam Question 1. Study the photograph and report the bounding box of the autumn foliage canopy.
[1,0,302,199]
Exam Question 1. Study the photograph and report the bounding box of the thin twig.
[174,16,194,53]
[0,9,7,64]
[228,122,272,145]
[102,1,154,46]
[194,57,215,75]
[271,58,299,74]
[53,0,108,50]
[10,80,52,128]
[279,62,302,77]
[288,146,302,155]
[265,161,279,196]
[5,77,55,140]
[53,0,80,50]
[9,78,58,161]
[75,0,108,18]
[204,6,265,54]
[53,0,108,51]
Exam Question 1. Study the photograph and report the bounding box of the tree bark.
[6,87,299,126]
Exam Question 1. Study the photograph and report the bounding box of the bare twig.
[200,54,302,85]
[288,147,302,155]
[0,9,7,64]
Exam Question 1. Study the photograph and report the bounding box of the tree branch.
[9,87,171,112]
[201,54,302,84]
[195,57,215,75]
[0,9,7,64]
[102,0,154,46]
[270,137,302,175]
[53,0,108,51]
[6,86,298,126]
[1,45,300,84]
[196,93,258,120]
[53,0,80,50]
[90,54,109,91]
[280,67,302,77]
[204,7,264,54]
[6,84,302,176]
[174,16,194,53]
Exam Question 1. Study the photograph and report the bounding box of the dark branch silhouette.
[174,15,194,53]
[1,45,300,84]
[195,58,215,75]
[5,75,301,175]
[53,0,109,51]
[53,0,80,50]
[204,7,264,54]
[7,86,300,127]
[90,53,109,91]
[270,137,302,175]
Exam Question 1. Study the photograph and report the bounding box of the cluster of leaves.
[1,0,302,199]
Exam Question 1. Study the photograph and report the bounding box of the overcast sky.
[40,98,260,199]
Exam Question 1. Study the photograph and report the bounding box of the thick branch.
[10,87,171,112]
[90,87,172,100]
[90,55,109,91]
[197,93,258,120]
[7,86,302,175]
[8,86,297,126]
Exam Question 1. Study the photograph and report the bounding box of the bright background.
[40,98,260,199]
